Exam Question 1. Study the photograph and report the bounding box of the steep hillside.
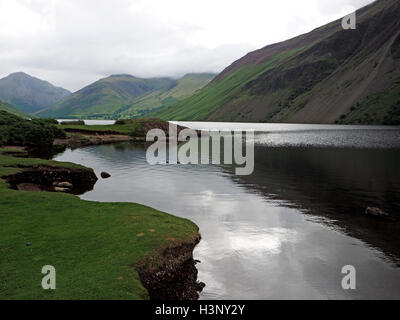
[0,72,71,114]
[38,74,214,119]
[0,101,30,118]
[152,0,400,125]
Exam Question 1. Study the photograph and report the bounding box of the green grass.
[59,123,137,134]
[0,147,26,154]
[0,151,199,300]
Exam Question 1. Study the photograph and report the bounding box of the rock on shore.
[136,233,205,300]
[2,164,98,194]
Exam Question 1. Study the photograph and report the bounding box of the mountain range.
[150,0,400,125]
[0,72,71,113]
[37,73,215,119]
[2,0,399,124]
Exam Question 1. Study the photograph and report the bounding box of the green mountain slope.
[37,75,177,119]
[151,0,400,125]
[0,72,71,114]
[38,73,214,119]
[0,101,30,118]
[118,73,215,118]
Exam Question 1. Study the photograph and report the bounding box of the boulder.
[54,187,70,192]
[101,171,111,179]
[53,181,73,188]
[365,207,389,217]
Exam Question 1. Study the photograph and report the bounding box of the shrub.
[0,111,66,148]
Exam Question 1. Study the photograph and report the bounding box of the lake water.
[54,122,400,300]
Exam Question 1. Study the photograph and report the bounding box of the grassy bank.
[59,118,172,136]
[0,149,199,300]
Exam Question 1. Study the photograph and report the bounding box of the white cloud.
[0,0,374,91]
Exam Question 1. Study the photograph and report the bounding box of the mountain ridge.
[150,0,400,125]
[37,73,215,119]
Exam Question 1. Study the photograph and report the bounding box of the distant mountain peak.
[0,72,71,114]
[8,71,30,77]
[5,72,38,81]
[37,73,215,119]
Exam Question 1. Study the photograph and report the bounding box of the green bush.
[0,111,66,148]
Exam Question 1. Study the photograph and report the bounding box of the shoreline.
[0,146,203,300]
[137,232,205,300]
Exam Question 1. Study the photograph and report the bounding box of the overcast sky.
[0,0,374,92]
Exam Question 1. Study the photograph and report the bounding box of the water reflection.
[225,146,400,262]
[54,126,400,299]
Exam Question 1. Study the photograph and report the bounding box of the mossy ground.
[0,149,198,300]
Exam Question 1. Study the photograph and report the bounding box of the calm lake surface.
[54,122,400,299]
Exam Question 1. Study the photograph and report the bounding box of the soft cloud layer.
[0,0,374,91]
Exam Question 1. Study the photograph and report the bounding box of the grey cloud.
[0,0,374,91]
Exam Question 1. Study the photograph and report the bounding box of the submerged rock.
[365,206,389,218]
[101,171,111,179]
[197,281,206,292]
